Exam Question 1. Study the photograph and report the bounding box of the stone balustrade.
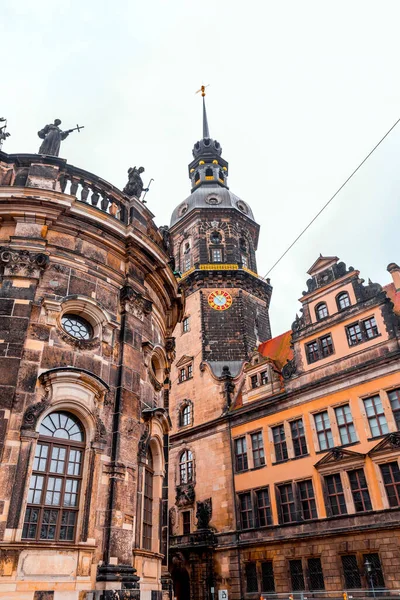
[0,151,131,224]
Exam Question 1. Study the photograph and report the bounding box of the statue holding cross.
[38,119,84,157]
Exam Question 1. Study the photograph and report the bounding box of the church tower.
[167,90,272,600]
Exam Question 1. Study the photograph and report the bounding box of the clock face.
[208,290,233,311]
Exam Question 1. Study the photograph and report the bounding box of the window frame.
[335,404,357,445]
[182,316,190,333]
[314,410,334,451]
[272,424,288,463]
[315,302,329,321]
[348,468,372,513]
[346,316,380,347]
[306,334,334,364]
[290,418,308,457]
[336,292,351,311]
[298,479,317,520]
[276,482,297,524]
[387,388,400,430]
[239,492,254,530]
[234,437,248,472]
[251,431,265,468]
[324,473,348,516]
[363,395,389,438]
[142,450,154,550]
[211,247,223,263]
[179,403,192,428]
[255,487,272,527]
[179,450,193,485]
[380,461,400,508]
[22,412,85,544]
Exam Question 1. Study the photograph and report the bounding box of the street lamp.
[364,559,375,599]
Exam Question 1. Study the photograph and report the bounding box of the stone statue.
[0,125,10,146]
[123,166,146,198]
[196,498,212,529]
[38,119,69,156]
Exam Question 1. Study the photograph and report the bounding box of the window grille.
[363,553,385,588]
[211,248,222,263]
[363,395,389,437]
[298,479,317,520]
[348,469,372,512]
[272,425,288,462]
[341,555,361,589]
[261,561,275,592]
[245,562,258,593]
[234,437,248,472]
[256,487,272,526]
[314,411,334,450]
[289,559,305,591]
[308,557,325,590]
[380,462,400,507]
[335,404,357,445]
[290,419,308,457]
[251,431,265,467]
[325,473,347,515]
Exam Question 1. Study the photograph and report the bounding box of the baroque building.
[167,95,400,600]
[0,150,183,599]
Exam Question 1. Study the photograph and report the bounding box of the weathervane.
[195,84,211,138]
[38,119,84,157]
[195,84,210,97]
[0,117,10,150]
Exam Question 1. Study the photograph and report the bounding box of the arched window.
[180,404,192,427]
[205,167,213,178]
[22,411,84,542]
[337,292,351,311]
[194,171,200,184]
[183,242,191,272]
[179,450,193,484]
[219,169,225,181]
[315,302,329,321]
[142,448,153,550]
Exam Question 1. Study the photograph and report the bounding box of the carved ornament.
[176,483,195,507]
[0,247,49,278]
[196,498,212,529]
[120,285,153,320]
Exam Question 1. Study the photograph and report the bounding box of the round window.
[61,314,93,340]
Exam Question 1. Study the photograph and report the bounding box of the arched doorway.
[171,553,191,600]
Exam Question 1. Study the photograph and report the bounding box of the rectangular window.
[272,425,288,462]
[251,374,258,389]
[187,364,193,379]
[182,511,191,535]
[306,340,320,364]
[251,431,265,467]
[245,562,258,593]
[363,395,389,437]
[277,483,296,523]
[184,255,191,271]
[388,388,400,430]
[290,419,308,457]
[261,370,268,385]
[256,487,272,527]
[380,462,400,507]
[211,248,222,263]
[341,555,361,589]
[241,254,248,268]
[363,553,385,588]
[335,404,357,445]
[314,411,334,451]
[261,561,275,592]
[239,493,254,530]
[348,468,372,512]
[325,473,347,516]
[364,316,379,339]
[298,479,317,520]
[346,322,363,346]
[289,559,305,591]
[320,334,334,357]
[142,466,153,550]
[179,368,186,382]
[308,557,325,590]
[234,437,248,472]
[182,317,190,333]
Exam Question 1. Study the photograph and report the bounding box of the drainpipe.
[228,412,244,600]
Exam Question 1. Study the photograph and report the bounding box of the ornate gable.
[314,447,365,470]
[369,432,400,456]
[175,355,194,368]
[307,255,340,276]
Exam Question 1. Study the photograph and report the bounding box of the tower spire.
[202,88,210,139]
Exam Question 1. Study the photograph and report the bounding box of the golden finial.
[195,84,209,97]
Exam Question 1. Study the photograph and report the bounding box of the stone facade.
[0,151,183,600]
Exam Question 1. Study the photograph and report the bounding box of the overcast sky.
[2,0,400,335]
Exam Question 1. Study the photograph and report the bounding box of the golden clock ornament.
[208,290,233,311]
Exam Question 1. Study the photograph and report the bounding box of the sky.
[2,0,400,335]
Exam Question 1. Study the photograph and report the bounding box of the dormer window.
[205,167,213,179]
[261,371,268,385]
[251,375,258,389]
[337,292,351,310]
[315,303,329,321]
